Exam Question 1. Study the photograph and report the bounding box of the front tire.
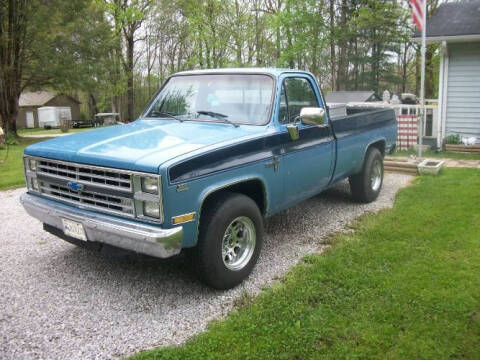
[349,147,384,203]
[191,192,263,290]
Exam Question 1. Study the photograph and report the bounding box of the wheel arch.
[366,139,386,157]
[194,177,268,243]
[200,177,268,217]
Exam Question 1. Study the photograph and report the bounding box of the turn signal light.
[172,212,195,225]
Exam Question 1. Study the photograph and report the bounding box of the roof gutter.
[411,34,480,44]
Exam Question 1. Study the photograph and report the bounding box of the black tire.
[191,192,263,290]
[349,147,384,203]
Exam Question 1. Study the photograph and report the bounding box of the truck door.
[278,76,335,205]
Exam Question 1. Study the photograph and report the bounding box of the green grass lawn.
[0,137,50,190]
[132,168,480,360]
[392,149,480,161]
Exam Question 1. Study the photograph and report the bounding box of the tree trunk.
[401,43,408,94]
[89,93,99,119]
[0,0,28,136]
[415,46,421,96]
[353,38,359,90]
[425,45,436,98]
[329,0,336,90]
[336,0,347,90]
[125,33,135,122]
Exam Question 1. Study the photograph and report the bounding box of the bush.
[5,134,19,145]
[445,134,461,145]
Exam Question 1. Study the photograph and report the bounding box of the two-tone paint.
[24,68,397,250]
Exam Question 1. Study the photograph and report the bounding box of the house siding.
[446,42,480,143]
[17,106,40,129]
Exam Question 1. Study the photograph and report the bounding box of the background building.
[17,91,81,129]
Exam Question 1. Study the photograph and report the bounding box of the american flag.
[410,0,424,31]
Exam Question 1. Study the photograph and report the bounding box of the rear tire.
[349,147,384,203]
[191,192,263,290]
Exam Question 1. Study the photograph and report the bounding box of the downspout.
[441,41,449,147]
[437,41,445,150]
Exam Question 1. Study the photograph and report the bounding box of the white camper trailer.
[38,107,72,128]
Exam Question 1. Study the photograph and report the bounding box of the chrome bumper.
[20,193,183,258]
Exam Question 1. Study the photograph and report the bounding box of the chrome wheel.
[370,159,382,191]
[222,216,256,271]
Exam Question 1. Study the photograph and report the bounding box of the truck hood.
[24,120,267,173]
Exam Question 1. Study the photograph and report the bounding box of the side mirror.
[298,107,326,126]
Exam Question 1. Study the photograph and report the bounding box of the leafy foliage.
[445,134,462,145]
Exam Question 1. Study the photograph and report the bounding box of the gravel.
[0,174,412,359]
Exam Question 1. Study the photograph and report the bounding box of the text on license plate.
[61,218,87,241]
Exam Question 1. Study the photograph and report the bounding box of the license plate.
[62,218,87,241]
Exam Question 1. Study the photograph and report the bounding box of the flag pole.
[418,0,427,159]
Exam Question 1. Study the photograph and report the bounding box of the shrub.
[445,134,461,145]
[5,134,19,145]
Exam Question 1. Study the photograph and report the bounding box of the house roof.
[19,91,56,107]
[412,0,480,42]
[19,91,80,107]
[324,91,377,104]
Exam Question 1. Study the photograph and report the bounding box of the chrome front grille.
[25,156,164,224]
[39,181,135,218]
[37,159,132,192]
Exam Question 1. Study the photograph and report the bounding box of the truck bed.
[329,107,397,183]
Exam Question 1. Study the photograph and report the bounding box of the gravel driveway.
[0,174,412,359]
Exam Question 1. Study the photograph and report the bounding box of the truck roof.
[173,67,312,78]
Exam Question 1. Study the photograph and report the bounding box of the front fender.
[162,166,275,248]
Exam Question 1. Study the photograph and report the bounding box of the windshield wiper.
[149,111,183,122]
[196,110,239,127]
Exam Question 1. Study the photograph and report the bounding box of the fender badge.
[176,184,189,192]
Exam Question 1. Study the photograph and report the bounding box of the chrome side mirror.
[299,107,326,126]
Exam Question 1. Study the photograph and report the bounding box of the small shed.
[413,0,480,144]
[17,91,80,129]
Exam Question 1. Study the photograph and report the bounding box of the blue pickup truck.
[21,68,396,289]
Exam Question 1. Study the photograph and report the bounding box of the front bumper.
[20,193,183,258]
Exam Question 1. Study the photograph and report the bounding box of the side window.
[278,85,288,124]
[283,77,319,123]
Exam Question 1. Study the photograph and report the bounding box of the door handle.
[265,156,280,172]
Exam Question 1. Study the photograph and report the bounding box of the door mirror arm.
[286,107,327,141]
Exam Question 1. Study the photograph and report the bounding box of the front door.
[26,111,34,128]
[279,76,334,205]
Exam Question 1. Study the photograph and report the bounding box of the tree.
[0,0,113,135]
[104,0,153,122]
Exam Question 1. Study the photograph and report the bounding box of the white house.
[414,0,480,144]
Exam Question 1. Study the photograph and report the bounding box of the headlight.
[133,174,163,223]
[143,201,160,218]
[141,177,159,194]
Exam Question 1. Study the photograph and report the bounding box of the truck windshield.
[144,74,274,125]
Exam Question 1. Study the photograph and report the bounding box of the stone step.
[445,145,480,154]
[384,160,418,169]
[385,166,418,175]
[385,156,409,162]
